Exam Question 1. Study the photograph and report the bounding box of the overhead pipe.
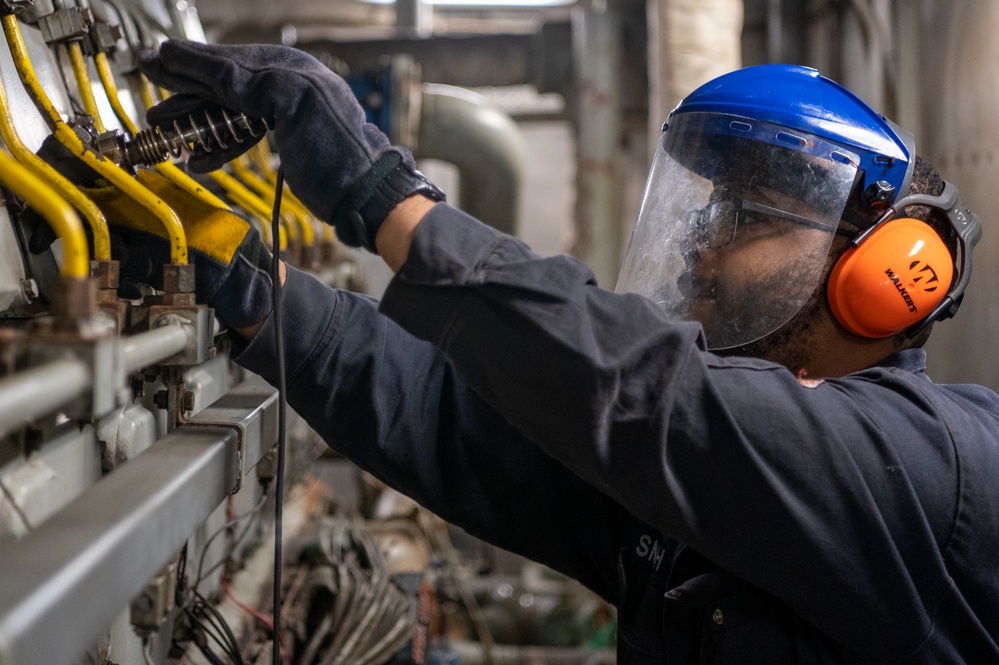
[416,83,525,237]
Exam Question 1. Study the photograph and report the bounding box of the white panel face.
[0,22,73,153]
[0,206,26,311]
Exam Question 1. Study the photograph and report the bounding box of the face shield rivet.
[864,180,896,211]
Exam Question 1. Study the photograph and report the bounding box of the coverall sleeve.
[378,203,968,660]
[233,264,634,601]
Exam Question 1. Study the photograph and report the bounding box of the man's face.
[682,185,838,349]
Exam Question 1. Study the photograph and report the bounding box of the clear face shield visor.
[615,113,861,350]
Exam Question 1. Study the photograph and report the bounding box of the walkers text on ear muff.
[827,181,982,339]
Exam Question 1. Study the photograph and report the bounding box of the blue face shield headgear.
[616,64,918,350]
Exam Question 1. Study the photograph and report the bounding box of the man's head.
[616,65,980,376]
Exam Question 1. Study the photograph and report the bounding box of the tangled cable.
[281,519,418,665]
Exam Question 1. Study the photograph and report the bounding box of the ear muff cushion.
[827,218,954,338]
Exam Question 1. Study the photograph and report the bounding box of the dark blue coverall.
[235,204,999,664]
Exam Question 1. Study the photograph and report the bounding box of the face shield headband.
[616,112,861,350]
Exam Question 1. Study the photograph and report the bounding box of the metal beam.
[0,427,239,665]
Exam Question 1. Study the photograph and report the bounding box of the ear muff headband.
[827,181,982,339]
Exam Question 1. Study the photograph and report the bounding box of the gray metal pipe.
[0,359,90,440]
[120,324,190,373]
[0,427,240,665]
[416,84,525,237]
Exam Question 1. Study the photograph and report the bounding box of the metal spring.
[123,106,271,167]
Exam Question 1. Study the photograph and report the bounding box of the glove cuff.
[333,151,446,252]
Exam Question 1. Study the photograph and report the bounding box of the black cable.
[184,608,235,665]
[195,597,242,659]
[270,167,287,665]
[187,601,243,665]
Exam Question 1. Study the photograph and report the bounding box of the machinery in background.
[0,2,609,665]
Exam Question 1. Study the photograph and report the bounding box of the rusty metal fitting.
[0,0,34,16]
[158,291,196,307]
[52,277,97,329]
[162,263,195,294]
[81,20,121,56]
[90,259,120,290]
[36,5,93,43]
[94,130,130,170]
[97,298,128,334]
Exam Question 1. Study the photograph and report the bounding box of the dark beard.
[712,245,840,374]
[715,288,826,374]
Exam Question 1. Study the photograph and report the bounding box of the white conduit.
[120,325,190,373]
[0,359,90,439]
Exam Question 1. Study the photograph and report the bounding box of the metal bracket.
[181,416,244,494]
[179,376,279,495]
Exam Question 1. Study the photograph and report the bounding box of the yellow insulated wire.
[138,73,156,111]
[232,156,312,245]
[66,42,105,134]
[230,158,299,243]
[2,15,188,265]
[93,52,230,210]
[0,149,88,278]
[248,142,318,246]
[0,61,110,261]
[208,170,288,250]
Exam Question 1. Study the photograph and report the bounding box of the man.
[114,41,998,662]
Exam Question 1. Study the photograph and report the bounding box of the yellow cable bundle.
[2,15,189,266]
[0,56,110,261]
[0,149,88,279]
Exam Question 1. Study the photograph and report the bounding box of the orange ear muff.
[827,218,954,338]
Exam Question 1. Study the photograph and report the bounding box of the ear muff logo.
[827,218,954,338]
[883,268,918,313]
[909,261,940,292]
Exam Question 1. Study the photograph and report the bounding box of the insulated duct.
[416,83,525,237]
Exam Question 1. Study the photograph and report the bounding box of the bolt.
[19,278,38,304]
[153,390,169,410]
[181,390,195,413]
[864,180,896,212]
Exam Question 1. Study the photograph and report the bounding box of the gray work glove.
[140,40,415,250]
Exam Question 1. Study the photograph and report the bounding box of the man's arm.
[233,263,635,601]
[376,195,436,272]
